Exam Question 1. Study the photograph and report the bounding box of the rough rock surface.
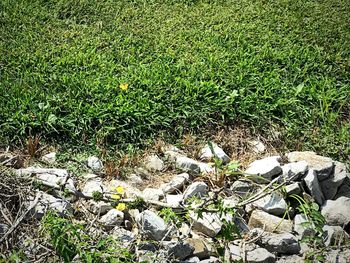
[162,173,189,194]
[87,156,103,171]
[138,210,169,241]
[304,169,325,205]
[200,143,230,164]
[183,182,208,201]
[245,156,282,182]
[321,197,350,226]
[251,193,288,216]
[99,209,124,228]
[190,212,222,237]
[144,154,164,171]
[248,210,293,233]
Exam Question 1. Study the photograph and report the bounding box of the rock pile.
[1,147,350,262]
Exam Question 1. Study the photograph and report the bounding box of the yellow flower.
[120,83,129,90]
[116,186,124,194]
[116,203,126,211]
[111,194,121,200]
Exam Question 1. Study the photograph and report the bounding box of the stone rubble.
[4,148,350,262]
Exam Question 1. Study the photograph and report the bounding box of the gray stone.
[128,174,143,186]
[166,194,183,207]
[176,156,214,174]
[324,249,350,263]
[183,182,208,202]
[180,257,200,263]
[280,161,308,181]
[252,229,300,255]
[163,241,195,260]
[187,238,213,259]
[31,192,72,219]
[276,255,304,263]
[285,182,302,195]
[248,210,293,233]
[190,212,222,237]
[42,152,56,164]
[323,225,350,246]
[229,244,243,261]
[112,227,135,244]
[293,214,315,240]
[245,156,282,183]
[248,140,266,154]
[82,179,106,198]
[286,151,334,181]
[335,179,350,199]
[199,256,220,263]
[200,142,230,164]
[322,197,350,226]
[231,180,258,197]
[137,210,168,241]
[251,193,288,216]
[246,247,276,263]
[87,200,112,215]
[99,209,124,228]
[144,154,164,171]
[87,156,103,171]
[320,161,348,200]
[162,173,189,194]
[142,188,164,201]
[304,169,325,205]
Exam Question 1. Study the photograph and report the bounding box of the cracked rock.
[245,156,282,183]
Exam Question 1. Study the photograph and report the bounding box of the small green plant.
[42,211,134,263]
[290,194,326,262]
[92,191,103,202]
[159,207,183,227]
[127,197,146,210]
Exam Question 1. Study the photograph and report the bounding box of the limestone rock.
[138,210,169,241]
[248,140,266,154]
[31,192,72,219]
[251,193,288,216]
[231,180,258,197]
[82,179,106,198]
[108,180,142,198]
[286,151,334,181]
[276,255,304,263]
[323,225,350,246]
[248,210,293,233]
[86,200,112,215]
[293,214,315,240]
[142,188,164,201]
[42,152,56,164]
[144,154,164,171]
[246,247,276,263]
[245,156,282,183]
[162,173,189,194]
[165,194,183,207]
[280,161,308,181]
[304,169,325,205]
[322,197,350,226]
[112,227,135,244]
[183,182,208,202]
[190,212,222,237]
[163,241,194,260]
[320,161,348,200]
[252,229,300,255]
[200,142,230,164]
[176,156,214,174]
[187,238,213,259]
[285,182,302,195]
[180,257,200,263]
[87,156,103,171]
[100,209,124,228]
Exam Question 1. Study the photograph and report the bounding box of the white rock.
[320,161,348,200]
[285,182,302,195]
[200,142,230,164]
[100,209,124,228]
[293,214,315,240]
[183,182,208,201]
[142,188,164,201]
[82,179,106,198]
[163,241,195,260]
[248,210,293,233]
[181,257,200,263]
[190,212,222,237]
[199,256,220,263]
[128,174,143,186]
[276,255,304,263]
[246,247,276,263]
[144,154,164,171]
[280,161,308,181]
[108,180,142,198]
[166,194,183,207]
[176,156,214,174]
[251,193,288,216]
[37,172,76,193]
[138,210,168,241]
[231,180,257,197]
[162,173,189,193]
[322,197,350,226]
[42,152,56,163]
[17,167,68,177]
[252,229,300,254]
[304,169,325,205]
[286,151,334,181]
[31,192,72,219]
[112,227,135,244]
[87,200,112,215]
[245,156,282,183]
[323,225,350,246]
[248,140,266,154]
[87,156,103,171]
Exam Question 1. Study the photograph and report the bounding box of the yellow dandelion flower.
[116,203,126,211]
[111,194,121,200]
[120,83,129,90]
[116,186,124,194]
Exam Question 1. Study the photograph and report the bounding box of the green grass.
[0,0,349,164]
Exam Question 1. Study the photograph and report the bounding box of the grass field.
[0,0,349,163]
